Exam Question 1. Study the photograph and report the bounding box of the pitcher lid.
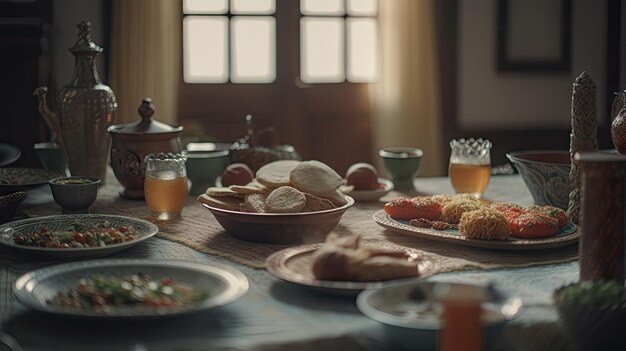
[110,97,183,135]
[69,21,103,54]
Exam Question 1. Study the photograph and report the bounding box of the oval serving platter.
[266,243,435,296]
[0,214,159,259]
[373,210,579,250]
[14,259,249,318]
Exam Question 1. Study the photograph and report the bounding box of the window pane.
[231,17,276,83]
[183,16,229,83]
[301,17,344,83]
[347,18,378,82]
[300,0,344,16]
[347,0,378,16]
[231,0,275,14]
[183,0,228,14]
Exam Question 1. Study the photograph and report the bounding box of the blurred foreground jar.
[577,152,626,282]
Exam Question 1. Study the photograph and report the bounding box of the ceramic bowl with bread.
[198,160,354,244]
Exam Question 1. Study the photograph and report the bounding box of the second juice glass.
[144,152,188,220]
[448,138,492,199]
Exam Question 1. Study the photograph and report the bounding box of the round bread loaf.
[289,160,342,196]
[220,163,254,187]
[256,160,300,188]
[264,186,306,213]
[345,162,379,190]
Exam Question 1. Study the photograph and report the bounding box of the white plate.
[13,258,249,318]
[266,243,435,296]
[357,281,522,329]
[374,210,579,250]
[346,178,393,202]
[0,214,158,259]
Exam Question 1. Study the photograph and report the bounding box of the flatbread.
[325,189,349,207]
[240,193,267,213]
[256,160,300,188]
[289,160,342,196]
[204,187,245,198]
[265,186,306,213]
[302,192,335,212]
[197,194,242,211]
[230,183,272,195]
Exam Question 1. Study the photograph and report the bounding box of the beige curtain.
[371,0,443,176]
[109,0,181,125]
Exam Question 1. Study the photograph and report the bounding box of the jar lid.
[69,21,103,54]
[110,97,183,135]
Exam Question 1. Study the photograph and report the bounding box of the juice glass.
[144,153,188,220]
[448,138,491,199]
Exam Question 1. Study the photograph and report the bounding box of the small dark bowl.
[506,150,571,209]
[554,282,626,351]
[49,177,101,214]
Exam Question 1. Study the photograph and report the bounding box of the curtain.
[109,0,181,125]
[371,0,444,176]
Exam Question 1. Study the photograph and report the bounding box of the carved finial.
[69,20,102,54]
[138,98,156,120]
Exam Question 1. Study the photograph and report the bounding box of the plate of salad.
[13,259,249,318]
[0,214,158,259]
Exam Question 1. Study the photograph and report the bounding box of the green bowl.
[379,147,423,190]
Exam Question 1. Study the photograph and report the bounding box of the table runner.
[22,174,578,274]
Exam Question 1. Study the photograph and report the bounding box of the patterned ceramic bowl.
[506,150,571,209]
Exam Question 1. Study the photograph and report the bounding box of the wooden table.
[0,173,578,351]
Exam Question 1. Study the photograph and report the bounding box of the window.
[183,0,276,83]
[300,0,378,83]
[183,0,378,84]
[179,1,377,174]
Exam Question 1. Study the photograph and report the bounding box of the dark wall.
[0,0,52,167]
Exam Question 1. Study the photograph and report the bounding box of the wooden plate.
[266,243,435,296]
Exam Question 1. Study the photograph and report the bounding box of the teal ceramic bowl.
[186,150,230,196]
[379,147,423,190]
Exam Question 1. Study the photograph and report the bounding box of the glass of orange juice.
[144,153,188,220]
[448,138,492,199]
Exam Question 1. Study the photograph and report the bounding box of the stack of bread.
[197,160,349,213]
[311,234,422,282]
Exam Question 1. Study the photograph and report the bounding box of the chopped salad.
[13,221,136,248]
[47,273,207,310]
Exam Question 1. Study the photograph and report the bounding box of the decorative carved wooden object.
[610,91,626,153]
[577,152,626,282]
[567,72,599,224]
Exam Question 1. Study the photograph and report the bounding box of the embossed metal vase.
[108,98,183,199]
[34,21,117,182]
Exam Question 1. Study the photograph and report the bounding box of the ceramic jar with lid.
[108,98,183,199]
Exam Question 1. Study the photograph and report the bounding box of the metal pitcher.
[33,21,117,182]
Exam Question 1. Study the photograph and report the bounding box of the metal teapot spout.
[33,86,64,148]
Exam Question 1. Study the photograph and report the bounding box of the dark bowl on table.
[554,281,626,351]
[506,150,571,209]
[200,196,355,245]
[49,176,101,213]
